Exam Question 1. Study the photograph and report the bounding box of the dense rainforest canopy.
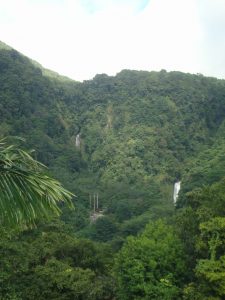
[1,41,225,299]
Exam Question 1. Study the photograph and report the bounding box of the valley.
[1,42,225,299]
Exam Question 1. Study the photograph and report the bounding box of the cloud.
[80,0,150,14]
[0,0,224,80]
[196,0,225,78]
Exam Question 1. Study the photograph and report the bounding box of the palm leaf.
[0,139,74,227]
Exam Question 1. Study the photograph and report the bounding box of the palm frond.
[0,139,74,227]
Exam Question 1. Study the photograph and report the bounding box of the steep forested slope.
[0,46,84,185]
[1,42,225,228]
[1,44,225,188]
[79,70,225,183]
[1,42,225,299]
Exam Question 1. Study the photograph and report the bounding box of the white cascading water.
[173,181,181,204]
[75,134,81,148]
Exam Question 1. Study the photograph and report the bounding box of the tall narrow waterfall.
[173,181,181,204]
[75,133,81,148]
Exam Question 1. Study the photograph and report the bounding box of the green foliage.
[91,216,118,242]
[1,43,225,299]
[0,139,73,227]
[0,226,115,300]
[175,179,225,299]
[193,217,225,299]
[114,220,186,299]
[195,256,225,299]
[182,217,225,300]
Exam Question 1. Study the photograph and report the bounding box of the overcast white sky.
[0,0,225,81]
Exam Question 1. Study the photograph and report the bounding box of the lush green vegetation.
[0,138,73,227]
[1,42,225,299]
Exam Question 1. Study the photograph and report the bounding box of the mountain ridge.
[1,40,225,299]
[0,40,225,222]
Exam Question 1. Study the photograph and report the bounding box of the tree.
[0,138,74,227]
[0,228,115,300]
[114,220,186,300]
[187,217,225,299]
[182,217,225,300]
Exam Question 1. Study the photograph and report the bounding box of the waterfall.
[173,181,181,203]
[75,133,81,148]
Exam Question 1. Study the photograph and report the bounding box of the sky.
[0,0,225,81]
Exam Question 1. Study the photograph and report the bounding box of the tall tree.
[114,220,187,300]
